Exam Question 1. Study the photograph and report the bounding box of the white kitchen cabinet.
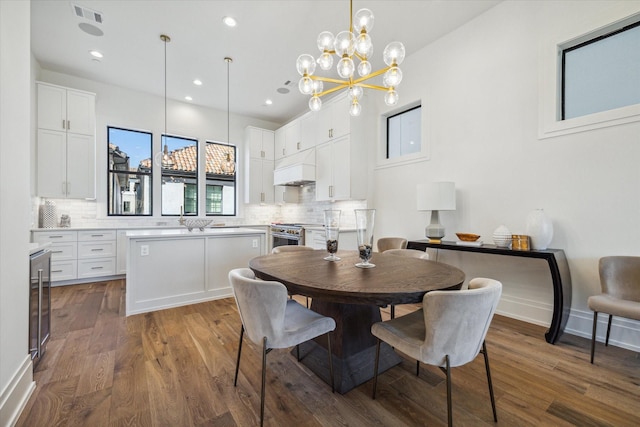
[36,82,96,199]
[274,127,286,160]
[316,136,355,201]
[32,230,78,282]
[284,119,301,156]
[299,112,318,151]
[244,127,275,204]
[305,227,357,251]
[317,93,351,143]
[274,185,299,204]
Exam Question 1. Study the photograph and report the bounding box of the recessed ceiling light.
[222,16,237,27]
[185,96,193,101]
[89,50,103,58]
[193,79,202,86]
[265,99,273,105]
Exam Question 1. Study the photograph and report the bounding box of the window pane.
[387,106,421,159]
[107,127,152,216]
[206,142,236,216]
[563,22,640,120]
[161,135,198,215]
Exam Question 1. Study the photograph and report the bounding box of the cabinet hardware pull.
[91,248,104,252]
[297,142,301,150]
[49,235,63,239]
[52,269,63,273]
[52,250,63,253]
[91,234,104,237]
[62,119,66,129]
[91,266,104,270]
[261,150,265,158]
[283,148,285,155]
[67,120,70,130]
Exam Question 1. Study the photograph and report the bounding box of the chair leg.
[234,325,244,386]
[482,341,498,422]
[416,360,420,377]
[306,296,309,308]
[260,336,268,427]
[372,338,381,399]
[605,314,613,346]
[590,311,598,364]
[445,355,452,427]
[327,332,335,393]
[390,305,395,319]
[296,344,300,361]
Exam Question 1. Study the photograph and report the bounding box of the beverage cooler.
[29,248,51,367]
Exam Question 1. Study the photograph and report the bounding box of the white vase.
[525,209,553,250]
[492,225,511,247]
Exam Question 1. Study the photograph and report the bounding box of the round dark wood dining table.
[249,249,465,394]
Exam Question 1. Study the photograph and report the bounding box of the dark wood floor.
[17,279,640,426]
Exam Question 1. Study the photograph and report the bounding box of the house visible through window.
[107,127,152,216]
[206,141,236,216]
[387,105,421,159]
[161,135,199,216]
[562,19,640,120]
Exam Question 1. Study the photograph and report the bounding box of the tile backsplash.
[31,183,367,229]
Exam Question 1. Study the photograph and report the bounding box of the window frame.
[386,104,422,160]
[205,140,237,217]
[107,126,153,217]
[539,9,640,139]
[377,99,429,169]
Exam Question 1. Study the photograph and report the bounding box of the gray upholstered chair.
[371,278,502,427]
[377,237,408,253]
[588,256,640,364]
[271,245,314,306]
[229,268,335,426]
[384,248,430,260]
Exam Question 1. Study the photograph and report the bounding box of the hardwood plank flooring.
[17,280,640,426]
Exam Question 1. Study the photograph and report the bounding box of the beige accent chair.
[371,278,502,427]
[229,268,335,427]
[377,237,408,253]
[271,245,314,307]
[588,256,640,364]
[384,248,430,260]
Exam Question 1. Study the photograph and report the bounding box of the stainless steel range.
[270,223,321,248]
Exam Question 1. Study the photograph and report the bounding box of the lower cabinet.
[305,228,357,251]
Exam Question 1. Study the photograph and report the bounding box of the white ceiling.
[31,0,500,125]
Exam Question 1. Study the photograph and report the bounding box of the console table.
[407,240,572,344]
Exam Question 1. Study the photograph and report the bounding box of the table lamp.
[416,182,456,243]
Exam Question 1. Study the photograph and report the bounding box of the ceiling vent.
[71,3,103,24]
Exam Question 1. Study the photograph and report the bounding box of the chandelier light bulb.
[312,79,324,94]
[383,41,406,66]
[349,85,363,100]
[296,54,316,76]
[384,88,399,106]
[358,60,372,76]
[349,99,362,116]
[383,66,403,87]
[318,52,334,70]
[353,8,375,33]
[334,31,355,56]
[355,33,372,56]
[298,76,314,94]
[309,95,322,111]
[317,31,335,52]
[337,56,355,78]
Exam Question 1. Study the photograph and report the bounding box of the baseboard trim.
[564,308,640,353]
[0,355,35,427]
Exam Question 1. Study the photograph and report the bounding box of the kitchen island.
[126,227,266,316]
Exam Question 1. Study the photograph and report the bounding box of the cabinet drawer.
[32,230,77,243]
[50,260,77,282]
[48,242,77,261]
[78,230,116,242]
[78,258,116,278]
[78,241,116,259]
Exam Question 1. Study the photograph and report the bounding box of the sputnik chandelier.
[296,0,405,116]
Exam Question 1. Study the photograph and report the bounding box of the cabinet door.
[274,127,286,160]
[332,136,351,200]
[247,127,264,159]
[66,133,95,199]
[66,90,95,136]
[274,185,299,204]
[315,141,332,201]
[262,130,275,161]
[261,159,275,204]
[330,95,351,139]
[37,84,66,132]
[317,107,333,142]
[299,112,317,151]
[285,120,301,155]
[246,157,263,203]
[37,129,67,198]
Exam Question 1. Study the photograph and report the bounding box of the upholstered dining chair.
[376,237,408,253]
[271,245,314,306]
[229,268,336,427]
[384,248,430,319]
[588,256,640,364]
[371,278,502,427]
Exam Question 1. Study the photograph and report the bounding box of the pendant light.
[159,34,174,169]
[221,57,235,174]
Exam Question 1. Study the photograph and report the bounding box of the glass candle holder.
[324,210,341,261]
[355,209,376,268]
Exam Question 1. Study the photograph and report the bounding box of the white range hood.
[273,149,316,186]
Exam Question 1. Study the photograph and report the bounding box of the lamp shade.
[417,182,456,211]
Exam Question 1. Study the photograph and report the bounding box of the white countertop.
[32,224,270,232]
[126,227,267,238]
[304,226,356,232]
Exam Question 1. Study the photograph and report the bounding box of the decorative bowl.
[456,233,481,242]
[182,219,213,232]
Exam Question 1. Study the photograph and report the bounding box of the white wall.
[371,0,640,349]
[0,1,35,425]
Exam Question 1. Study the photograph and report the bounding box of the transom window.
[387,105,421,159]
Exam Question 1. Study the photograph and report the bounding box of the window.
[161,135,198,216]
[562,20,640,120]
[206,141,236,216]
[107,127,152,216]
[387,105,421,159]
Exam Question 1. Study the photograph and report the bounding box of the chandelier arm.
[354,83,389,91]
[316,83,351,98]
[310,75,350,85]
[352,65,392,83]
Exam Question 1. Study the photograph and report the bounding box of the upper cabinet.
[36,82,96,199]
[317,94,351,143]
[299,112,318,151]
[246,126,275,161]
[244,126,275,204]
[274,127,286,161]
[284,120,301,156]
